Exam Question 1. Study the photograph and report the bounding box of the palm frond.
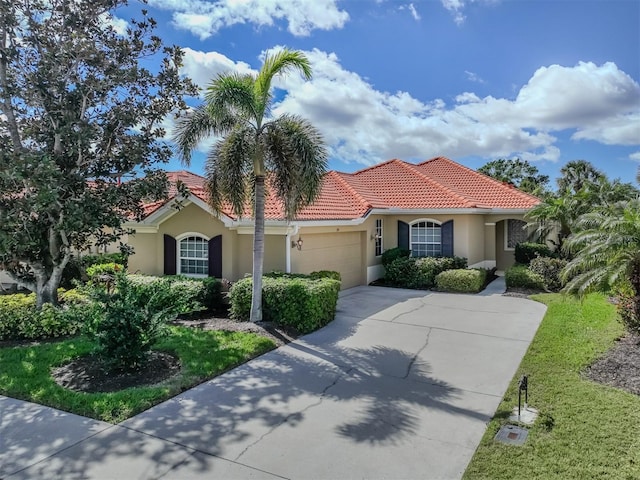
[254,49,312,118]
[172,105,219,166]
[210,125,255,218]
[263,114,327,220]
[205,73,258,123]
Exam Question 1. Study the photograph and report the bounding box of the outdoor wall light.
[291,237,303,250]
[370,233,381,241]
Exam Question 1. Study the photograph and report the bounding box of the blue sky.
[116,0,640,187]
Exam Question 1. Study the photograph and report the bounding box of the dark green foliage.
[60,257,85,289]
[0,0,196,308]
[478,158,550,195]
[127,275,223,315]
[0,293,86,340]
[505,265,545,290]
[529,256,568,292]
[229,276,341,333]
[86,262,125,280]
[515,242,553,265]
[86,274,169,371]
[381,247,411,267]
[613,282,640,335]
[384,256,468,289]
[435,269,487,293]
[309,270,342,281]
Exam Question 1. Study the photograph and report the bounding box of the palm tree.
[173,49,328,322]
[562,199,640,324]
[557,160,605,195]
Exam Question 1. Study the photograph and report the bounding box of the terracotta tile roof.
[416,156,541,209]
[140,157,540,222]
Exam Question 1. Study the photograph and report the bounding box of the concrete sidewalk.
[1,281,546,479]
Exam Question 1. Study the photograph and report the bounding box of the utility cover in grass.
[494,424,528,446]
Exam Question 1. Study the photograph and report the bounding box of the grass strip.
[463,293,640,480]
[0,326,274,423]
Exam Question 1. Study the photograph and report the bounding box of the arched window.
[178,235,208,276]
[410,221,441,257]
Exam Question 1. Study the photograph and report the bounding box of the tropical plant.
[524,193,585,252]
[174,49,327,322]
[562,199,640,330]
[0,0,196,308]
[557,160,605,195]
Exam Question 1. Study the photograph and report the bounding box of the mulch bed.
[49,314,299,394]
[584,333,640,396]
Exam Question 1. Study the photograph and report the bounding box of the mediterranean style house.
[122,156,540,289]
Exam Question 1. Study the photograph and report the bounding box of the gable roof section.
[139,157,540,223]
[416,156,541,209]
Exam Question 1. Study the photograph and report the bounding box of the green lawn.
[464,293,640,480]
[0,326,274,423]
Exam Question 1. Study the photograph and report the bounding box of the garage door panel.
[294,233,363,289]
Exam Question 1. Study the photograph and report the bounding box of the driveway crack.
[404,328,431,379]
[233,367,354,462]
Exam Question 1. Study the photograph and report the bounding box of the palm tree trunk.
[250,174,265,322]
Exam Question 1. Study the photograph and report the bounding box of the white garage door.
[293,232,364,289]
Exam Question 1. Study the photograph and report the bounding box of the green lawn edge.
[0,326,275,423]
[463,293,640,479]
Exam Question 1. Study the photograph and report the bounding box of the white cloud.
[99,12,129,35]
[464,70,485,84]
[630,152,640,162]
[148,0,349,39]
[441,0,500,25]
[408,3,421,21]
[176,48,640,166]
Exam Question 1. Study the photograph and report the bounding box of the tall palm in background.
[174,49,327,322]
[557,160,605,194]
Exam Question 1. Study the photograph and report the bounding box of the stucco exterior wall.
[236,234,286,279]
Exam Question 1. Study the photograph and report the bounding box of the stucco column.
[484,223,496,269]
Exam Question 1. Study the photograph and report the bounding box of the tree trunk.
[250,175,265,322]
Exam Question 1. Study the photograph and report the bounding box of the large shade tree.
[0,0,196,307]
[478,158,550,196]
[174,49,328,322]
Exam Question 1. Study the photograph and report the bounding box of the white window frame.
[176,232,210,278]
[504,219,528,251]
[409,219,442,257]
[375,218,383,257]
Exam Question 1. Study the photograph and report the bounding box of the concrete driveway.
[1,282,546,479]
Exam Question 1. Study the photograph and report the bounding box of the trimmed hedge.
[127,274,223,314]
[515,242,553,265]
[381,247,411,267]
[229,276,341,333]
[529,256,568,292]
[435,268,488,293]
[384,256,468,289]
[505,265,545,290]
[0,293,89,340]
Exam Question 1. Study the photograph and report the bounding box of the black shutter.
[398,221,409,250]
[163,234,177,275]
[208,235,222,278]
[441,220,454,257]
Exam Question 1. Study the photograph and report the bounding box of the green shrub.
[435,269,487,293]
[384,256,468,289]
[505,265,545,290]
[86,274,169,370]
[309,270,342,281]
[0,293,85,340]
[529,256,568,292]
[81,252,129,269]
[229,276,341,333]
[613,282,640,335]
[126,274,222,315]
[515,242,553,265]
[381,247,410,267]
